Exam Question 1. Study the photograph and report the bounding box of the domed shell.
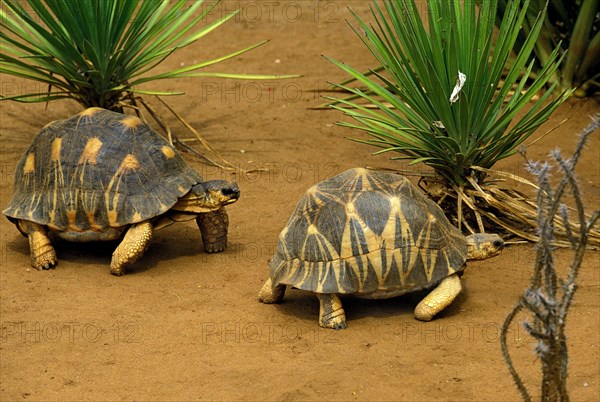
[3,107,202,231]
[269,168,467,294]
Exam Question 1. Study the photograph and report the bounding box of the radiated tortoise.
[258,168,503,329]
[3,107,240,275]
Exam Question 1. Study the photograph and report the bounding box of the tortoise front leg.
[414,273,462,321]
[197,209,229,253]
[258,278,286,303]
[110,221,153,276]
[17,220,57,270]
[317,293,347,330]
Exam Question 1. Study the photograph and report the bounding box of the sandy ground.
[1,1,599,400]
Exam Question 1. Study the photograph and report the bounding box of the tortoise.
[3,107,240,275]
[258,168,503,329]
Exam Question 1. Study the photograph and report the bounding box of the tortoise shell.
[269,168,468,295]
[3,107,202,232]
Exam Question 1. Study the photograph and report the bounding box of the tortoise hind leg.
[258,278,286,303]
[317,293,347,330]
[18,220,57,270]
[197,209,229,253]
[110,221,153,276]
[414,273,462,321]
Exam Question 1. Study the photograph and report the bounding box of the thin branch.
[501,303,532,402]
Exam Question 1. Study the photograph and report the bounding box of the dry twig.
[500,116,600,401]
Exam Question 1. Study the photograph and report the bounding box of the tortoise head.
[465,233,504,260]
[173,180,240,213]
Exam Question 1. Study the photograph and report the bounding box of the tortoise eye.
[221,186,240,198]
[493,240,504,248]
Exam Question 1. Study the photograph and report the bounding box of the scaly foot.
[317,293,347,330]
[414,274,462,321]
[197,209,229,253]
[258,278,286,303]
[110,221,153,276]
[18,220,57,270]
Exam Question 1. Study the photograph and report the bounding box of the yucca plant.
[0,0,296,167]
[496,0,600,96]
[324,0,600,247]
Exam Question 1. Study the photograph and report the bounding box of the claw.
[110,266,125,276]
[33,257,57,271]
[205,244,225,253]
[334,322,348,330]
